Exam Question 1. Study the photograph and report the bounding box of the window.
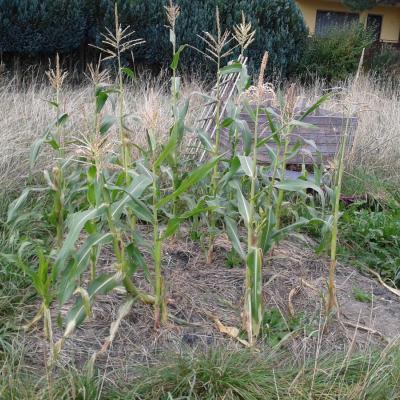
[366,14,383,42]
[315,10,359,35]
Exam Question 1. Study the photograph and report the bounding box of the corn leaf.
[238,155,254,178]
[236,187,251,227]
[219,62,242,75]
[259,207,276,254]
[274,179,325,209]
[111,175,152,219]
[170,44,187,71]
[55,204,108,276]
[157,156,221,208]
[96,90,108,113]
[63,273,122,338]
[225,216,246,260]
[299,93,330,121]
[162,202,213,239]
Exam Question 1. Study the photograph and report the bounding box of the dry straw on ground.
[22,230,400,374]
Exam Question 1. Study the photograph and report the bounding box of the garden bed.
[24,229,400,376]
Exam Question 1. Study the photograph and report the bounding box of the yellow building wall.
[296,0,400,42]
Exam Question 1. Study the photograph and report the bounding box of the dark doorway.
[366,14,383,42]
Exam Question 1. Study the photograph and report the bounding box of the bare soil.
[24,229,400,374]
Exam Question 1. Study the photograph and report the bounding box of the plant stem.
[207,57,222,264]
[244,101,263,345]
[152,166,167,327]
[117,49,129,183]
[275,136,290,230]
[99,175,152,304]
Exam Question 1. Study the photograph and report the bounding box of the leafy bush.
[340,206,400,286]
[299,24,374,82]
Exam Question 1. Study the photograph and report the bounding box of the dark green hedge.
[0,0,308,77]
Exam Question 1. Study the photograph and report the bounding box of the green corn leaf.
[197,130,215,152]
[55,204,108,276]
[170,44,188,71]
[219,62,242,75]
[236,187,251,227]
[274,179,325,209]
[265,145,277,166]
[76,232,113,274]
[219,156,241,188]
[243,101,257,122]
[300,93,330,121]
[260,208,276,254]
[30,134,48,169]
[163,203,213,239]
[256,133,275,148]
[241,129,252,156]
[225,216,246,260]
[56,113,69,127]
[47,100,59,108]
[154,133,178,170]
[37,248,50,288]
[290,120,317,130]
[221,117,234,128]
[7,189,32,223]
[238,155,254,178]
[64,273,122,338]
[96,90,108,113]
[273,217,310,240]
[286,141,302,161]
[121,67,135,79]
[58,259,79,306]
[126,243,150,279]
[265,110,277,134]
[45,136,60,151]
[128,198,153,223]
[111,175,152,219]
[100,115,117,135]
[157,156,221,208]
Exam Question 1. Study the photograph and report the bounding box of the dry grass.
[0,71,204,194]
[299,75,400,182]
[0,72,399,194]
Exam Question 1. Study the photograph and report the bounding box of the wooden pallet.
[184,55,248,162]
[219,106,358,165]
